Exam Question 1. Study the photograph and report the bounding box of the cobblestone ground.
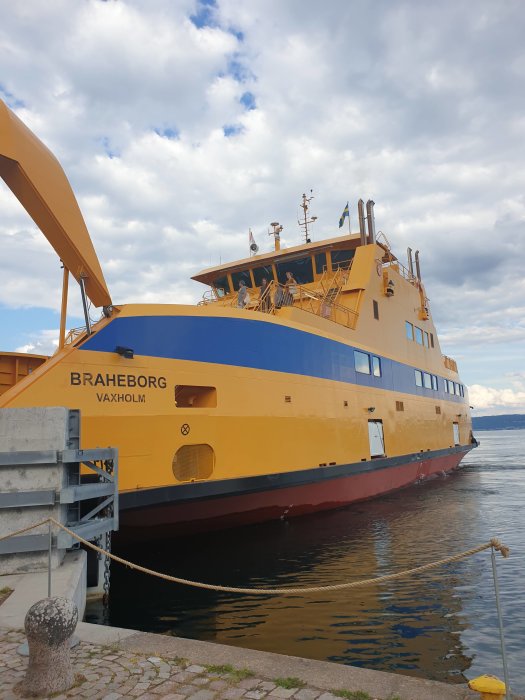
[0,629,381,700]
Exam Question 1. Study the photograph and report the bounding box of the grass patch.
[274,677,306,689]
[0,586,13,606]
[204,664,254,681]
[332,691,372,700]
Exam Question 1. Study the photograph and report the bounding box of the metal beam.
[61,448,117,464]
[0,490,56,508]
[60,482,115,504]
[0,533,56,555]
[0,450,58,466]
[56,517,117,549]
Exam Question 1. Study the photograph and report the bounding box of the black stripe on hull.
[119,442,477,512]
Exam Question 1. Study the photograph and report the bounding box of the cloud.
[469,383,525,416]
[16,329,59,357]
[0,0,524,414]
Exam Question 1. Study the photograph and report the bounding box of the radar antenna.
[268,221,283,251]
[298,190,317,243]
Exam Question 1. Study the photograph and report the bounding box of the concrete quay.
[0,623,483,700]
[1,561,520,700]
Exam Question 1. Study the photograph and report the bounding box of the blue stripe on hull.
[80,315,464,402]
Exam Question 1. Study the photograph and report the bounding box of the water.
[87,430,525,691]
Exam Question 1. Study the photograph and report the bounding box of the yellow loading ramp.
[0,99,111,309]
[0,351,48,397]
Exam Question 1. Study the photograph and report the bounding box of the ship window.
[315,252,327,274]
[354,351,370,375]
[252,265,274,286]
[405,321,414,340]
[424,331,430,348]
[331,249,355,269]
[415,327,424,345]
[430,333,435,348]
[231,269,253,290]
[175,385,217,408]
[373,300,379,320]
[396,401,404,411]
[445,379,450,393]
[455,383,461,396]
[436,406,441,414]
[213,275,230,295]
[372,356,381,377]
[276,256,314,285]
[172,444,214,482]
[432,375,438,391]
[415,370,423,387]
[423,372,432,389]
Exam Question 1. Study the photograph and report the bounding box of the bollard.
[468,674,506,699]
[20,597,78,697]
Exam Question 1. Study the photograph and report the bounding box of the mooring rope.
[1,516,510,596]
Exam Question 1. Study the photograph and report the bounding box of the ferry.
[0,99,477,537]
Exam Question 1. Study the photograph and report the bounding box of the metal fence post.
[491,546,510,700]
[47,519,52,597]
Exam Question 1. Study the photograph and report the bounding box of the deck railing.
[443,355,458,372]
[199,263,359,330]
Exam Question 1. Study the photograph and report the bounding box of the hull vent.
[172,444,215,482]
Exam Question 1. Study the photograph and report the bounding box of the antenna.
[268,221,283,251]
[298,190,317,243]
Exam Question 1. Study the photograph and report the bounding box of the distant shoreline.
[472,414,525,431]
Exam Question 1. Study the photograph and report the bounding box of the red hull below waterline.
[117,447,472,541]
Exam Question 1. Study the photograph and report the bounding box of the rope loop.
[490,537,510,558]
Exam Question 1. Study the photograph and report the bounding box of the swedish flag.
[338,202,349,228]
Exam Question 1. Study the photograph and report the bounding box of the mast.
[298,191,317,243]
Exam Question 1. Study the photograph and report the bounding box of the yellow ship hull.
[0,302,475,537]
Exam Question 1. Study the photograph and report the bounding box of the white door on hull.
[368,420,385,458]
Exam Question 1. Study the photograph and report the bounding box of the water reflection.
[87,431,524,692]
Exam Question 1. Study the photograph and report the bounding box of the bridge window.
[213,275,230,295]
[276,256,314,285]
[231,269,252,290]
[331,249,355,269]
[432,375,438,391]
[252,265,274,286]
[372,356,381,377]
[315,252,327,274]
[423,372,432,389]
[415,370,423,387]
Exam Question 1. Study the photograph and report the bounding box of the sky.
[0,0,524,416]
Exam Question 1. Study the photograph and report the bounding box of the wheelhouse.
[192,232,363,300]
